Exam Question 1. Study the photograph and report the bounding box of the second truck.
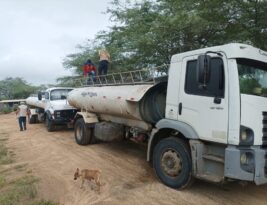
[26,87,77,131]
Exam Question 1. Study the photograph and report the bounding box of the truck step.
[195,173,224,183]
[202,154,224,164]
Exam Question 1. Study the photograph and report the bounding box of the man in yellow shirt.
[98,49,110,76]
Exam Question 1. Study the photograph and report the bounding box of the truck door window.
[185,57,225,98]
[45,92,49,100]
[237,58,267,97]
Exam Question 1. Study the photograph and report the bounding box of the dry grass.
[0,143,13,165]
[0,175,38,205]
[0,133,59,205]
[14,163,28,172]
[30,200,60,205]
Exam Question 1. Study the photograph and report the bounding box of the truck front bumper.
[51,118,73,125]
[225,145,267,185]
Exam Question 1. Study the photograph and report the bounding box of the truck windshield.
[50,89,73,101]
[237,58,267,97]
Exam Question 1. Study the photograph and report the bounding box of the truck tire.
[34,116,39,123]
[153,137,193,189]
[45,117,55,132]
[29,116,35,124]
[29,115,38,124]
[74,118,94,145]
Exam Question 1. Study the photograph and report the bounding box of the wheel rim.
[76,123,83,141]
[160,149,182,177]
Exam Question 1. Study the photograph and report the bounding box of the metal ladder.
[71,64,169,87]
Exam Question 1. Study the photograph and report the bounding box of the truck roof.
[171,43,267,64]
[45,87,74,92]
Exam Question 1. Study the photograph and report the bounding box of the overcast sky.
[0,0,114,85]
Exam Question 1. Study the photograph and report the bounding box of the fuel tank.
[26,97,45,109]
[68,82,167,124]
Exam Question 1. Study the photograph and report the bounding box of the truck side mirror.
[196,54,211,86]
[38,91,42,101]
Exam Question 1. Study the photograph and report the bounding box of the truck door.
[178,55,228,144]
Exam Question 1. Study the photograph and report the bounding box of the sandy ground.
[1,112,267,205]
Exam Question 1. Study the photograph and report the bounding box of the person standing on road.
[15,101,29,131]
[98,49,111,76]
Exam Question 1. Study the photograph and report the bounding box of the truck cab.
[150,43,267,187]
[27,87,78,131]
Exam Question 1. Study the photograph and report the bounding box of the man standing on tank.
[98,49,111,76]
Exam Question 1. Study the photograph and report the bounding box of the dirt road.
[1,113,267,205]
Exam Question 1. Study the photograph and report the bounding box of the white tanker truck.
[26,87,77,131]
[68,43,267,189]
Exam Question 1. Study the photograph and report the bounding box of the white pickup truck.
[26,87,77,131]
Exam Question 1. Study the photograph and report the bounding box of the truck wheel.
[29,116,35,124]
[153,137,193,189]
[74,118,93,145]
[34,115,39,123]
[45,117,55,132]
[33,115,38,123]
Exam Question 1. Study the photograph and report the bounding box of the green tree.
[62,0,267,75]
[63,40,100,76]
[0,78,39,100]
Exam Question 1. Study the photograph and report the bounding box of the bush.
[0,106,12,114]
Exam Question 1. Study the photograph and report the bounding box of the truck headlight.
[239,126,254,146]
[240,152,248,164]
[241,130,247,141]
[240,150,254,173]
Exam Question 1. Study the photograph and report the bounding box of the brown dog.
[74,168,101,191]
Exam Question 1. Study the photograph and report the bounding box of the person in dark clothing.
[83,59,97,84]
[98,60,109,75]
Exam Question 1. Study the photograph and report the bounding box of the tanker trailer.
[68,82,167,143]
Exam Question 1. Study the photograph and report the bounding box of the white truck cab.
[27,87,77,131]
[151,43,267,187]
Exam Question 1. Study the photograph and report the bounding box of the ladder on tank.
[72,64,169,87]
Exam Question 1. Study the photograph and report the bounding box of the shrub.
[0,106,12,114]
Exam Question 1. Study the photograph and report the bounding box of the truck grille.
[263,112,267,149]
[54,109,77,120]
